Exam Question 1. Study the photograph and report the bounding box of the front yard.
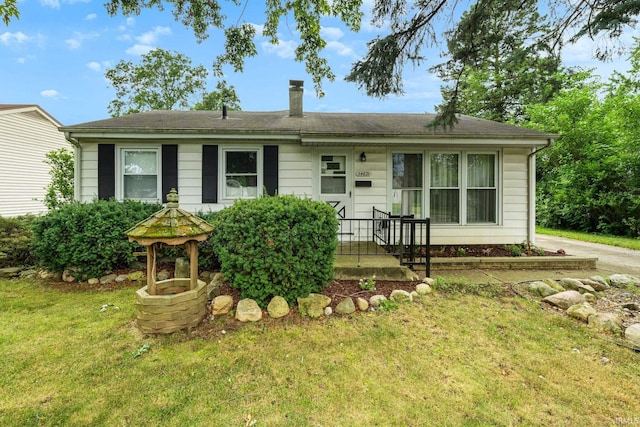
[1,279,639,426]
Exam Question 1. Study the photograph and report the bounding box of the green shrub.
[195,211,221,271]
[31,199,161,279]
[0,215,36,268]
[209,195,339,307]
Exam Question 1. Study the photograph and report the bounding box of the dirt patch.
[429,244,565,257]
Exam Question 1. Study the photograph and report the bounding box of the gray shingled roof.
[60,110,557,140]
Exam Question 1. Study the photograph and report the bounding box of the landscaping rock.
[267,296,290,319]
[390,290,413,303]
[567,302,597,322]
[212,295,234,316]
[62,269,76,283]
[324,307,333,316]
[0,267,21,278]
[416,283,432,295]
[157,270,170,281]
[608,274,640,289]
[335,297,356,315]
[128,271,145,281]
[88,278,100,285]
[39,270,59,280]
[19,269,37,279]
[422,277,435,286]
[559,278,583,291]
[297,294,331,318]
[577,284,596,294]
[235,299,262,322]
[100,273,117,284]
[624,324,640,348]
[543,279,565,292]
[583,293,597,303]
[580,278,608,292]
[207,274,224,299]
[115,274,129,283]
[589,276,609,289]
[410,291,419,300]
[542,290,586,310]
[527,281,559,298]
[621,302,639,311]
[588,312,623,335]
[175,257,190,278]
[369,295,387,308]
[356,297,369,311]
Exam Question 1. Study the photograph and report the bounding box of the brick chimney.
[289,80,304,117]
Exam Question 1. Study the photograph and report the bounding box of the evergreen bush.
[209,195,338,307]
[0,215,35,268]
[31,199,161,279]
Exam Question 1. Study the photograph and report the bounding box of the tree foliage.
[346,0,640,127]
[193,80,241,111]
[43,148,75,211]
[526,64,640,237]
[105,48,210,116]
[104,0,364,96]
[430,0,567,124]
[0,0,19,25]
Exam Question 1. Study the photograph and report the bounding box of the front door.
[318,153,353,233]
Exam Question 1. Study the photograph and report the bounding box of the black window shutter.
[202,145,218,203]
[263,145,279,196]
[97,144,115,200]
[162,145,178,203]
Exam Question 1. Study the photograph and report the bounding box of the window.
[122,149,159,200]
[467,153,497,223]
[392,153,423,216]
[320,155,347,194]
[430,153,459,223]
[223,149,259,199]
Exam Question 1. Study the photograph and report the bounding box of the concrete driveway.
[535,234,640,277]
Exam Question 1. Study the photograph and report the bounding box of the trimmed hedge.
[0,215,35,268]
[31,200,161,279]
[209,195,339,307]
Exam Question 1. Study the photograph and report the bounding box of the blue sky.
[1,1,636,125]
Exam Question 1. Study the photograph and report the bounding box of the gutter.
[64,132,82,202]
[527,138,554,244]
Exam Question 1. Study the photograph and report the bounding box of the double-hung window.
[467,153,497,223]
[391,153,423,217]
[223,149,260,199]
[430,153,460,223]
[122,149,159,201]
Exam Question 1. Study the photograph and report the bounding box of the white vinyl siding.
[0,109,69,217]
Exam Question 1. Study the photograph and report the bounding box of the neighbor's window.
[392,153,423,217]
[430,153,459,223]
[224,149,259,199]
[467,153,497,223]
[122,149,159,200]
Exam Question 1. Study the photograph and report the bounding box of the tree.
[105,48,209,116]
[0,0,19,25]
[430,0,567,124]
[43,148,74,211]
[193,80,241,111]
[345,0,640,128]
[525,67,640,237]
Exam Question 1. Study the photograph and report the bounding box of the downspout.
[527,138,554,244]
[64,132,81,202]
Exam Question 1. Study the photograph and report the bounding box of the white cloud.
[0,31,31,46]
[40,0,60,8]
[41,89,60,98]
[326,40,355,57]
[320,27,344,41]
[126,44,154,56]
[86,61,102,71]
[262,39,297,59]
[136,26,171,45]
[85,13,97,21]
[17,57,25,63]
[250,23,265,37]
[65,31,99,50]
[126,17,135,26]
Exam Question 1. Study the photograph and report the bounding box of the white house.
[0,104,70,217]
[60,81,556,246]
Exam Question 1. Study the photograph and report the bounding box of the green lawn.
[537,226,640,250]
[1,279,639,426]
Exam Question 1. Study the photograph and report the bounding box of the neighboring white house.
[0,104,70,217]
[60,81,557,246]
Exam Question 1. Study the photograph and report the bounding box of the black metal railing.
[336,207,430,276]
